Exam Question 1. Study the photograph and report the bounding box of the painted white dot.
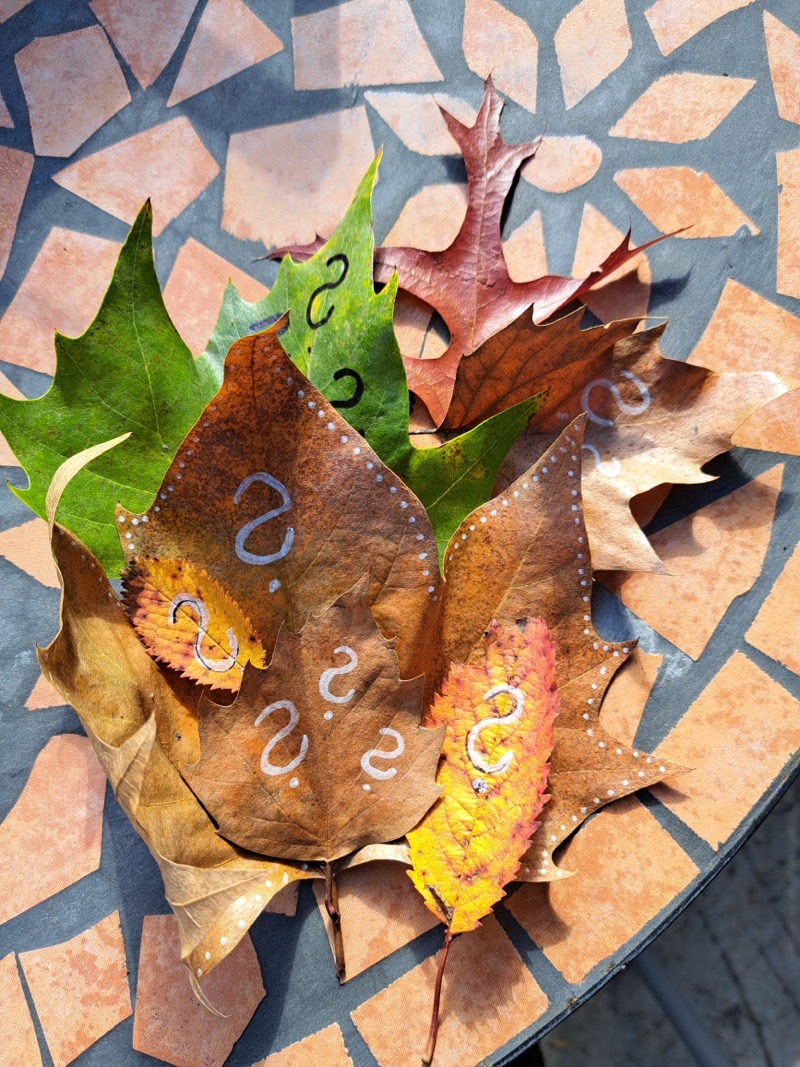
[659,765,666,772]
[419,552,428,560]
[324,711,333,720]
[125,531,132,539]
[297,390,305,398]
[142,515,149,522]
[341,434,348,444]
[289,777,299,788]
[400,500,408,508]
[582,713,590,720]
[220,936,228,945]
[131,518,140,526]
[598,741,605,748]
[428,585,435,593]
[422,570,430,577]
[354,447,361,455]
[154,506,160,512]
[542,467,548,474]
[269,579,281,593]
[607,789,615,796]
[363,783,371,791]
[196,968,203,977]
[237,919,246,929]
[318,410,325,417]
[550,834,557,842]
[265,880,272,888]
[502,499,509,506]
[461,533,467,540]
[327,422,335,430]
[593,797,600,804]
[376,474,383,482]
[204,951,211,960]
[282,872,289,885]
[587,729,594,736]
[480,516,487,523]
[367,461,374,469]
[633,751,639,757]
[490,509,497,517]
[308,400,316,409]
[616,748,622,755]
[389,485,397,493]
[581,806,587,813]
[416,533,424,540]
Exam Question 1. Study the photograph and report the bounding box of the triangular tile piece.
[52,118,219,237]
[503,209,547,282]
[382,183,468,251]
[0,735,106,926]
[0,517,60,587]
[0,89,13,127]
[0,147,33,281]
[15,27,130,157]
[599,648,662,746]
[522,135,601,193]
[133,915,264,1067]
[765,12,800,125]
[0,954,42,1067]
[555,0,632,110]
[90,0,198,88]
[0,0,33,24]
[688,278,800,456]
[747,541,800,677]
[572,203,650,323]
[646,0,756,57]
[610,73,754,143]
[364,91,476,155]
[462,0,538,113]
[25,671,67,711]
[600,465,783,660]
[292,0,443,90]
[19,913,131,1067]
[777,149,800,299]
[615,167,759,237]
[168,0,283,106]
[0,370,23,466]
[254,1025,354,1067]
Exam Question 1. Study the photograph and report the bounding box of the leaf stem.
[422,927,453,1065]
[324,860,346,982]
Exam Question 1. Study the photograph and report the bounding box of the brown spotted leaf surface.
[435,416,683,879]
[185,575,444,862]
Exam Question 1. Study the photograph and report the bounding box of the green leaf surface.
[0,204,219,572]
[204,158,543,564]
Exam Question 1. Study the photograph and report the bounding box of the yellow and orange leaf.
[407,620,558,935]
[122,556,264,691]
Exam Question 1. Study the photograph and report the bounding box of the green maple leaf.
[0,203,220,573]
[205,156,543,564]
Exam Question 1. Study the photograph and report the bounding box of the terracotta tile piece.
[610,73,754,143]
[133,914,265,1067]
[53,117,219,237]
[503,209,547,282]
[0,953,42,1067]
[351,915,548,1066]
[314,860,438,980]
[393,291,448,369]
[25,671,68,711]
[223,107,375,249]
[614,167,759,238]
[19,912,131,1067]
[15,27,130,158]
[746,541,800,677]
[0,0,33,25]
[90,0,198,89]
[572,203,650,323]
[600,465,783,660]
[292,0,443,91]
[645,0,756,57]
[507,796,700,984]
[382,183,468,251]
[167,0,283,106]
[0,89,13,127]
[777,149,800,299]
[652,653,800,848]
[555,0,632,111]
[0,366,24,466]
[462,0,538,114]
[363,91,476,155]
[0,227,121,375]
[688,278,800,456]
[764,12,800,125]
[522,135,601,193]
[599,648,663,747]
[0,368,24,399]
[0,734,106,926]
[252,1024,354,1067]
[0,146,33,281]
[0,517,60,587]
[163,239,267,355]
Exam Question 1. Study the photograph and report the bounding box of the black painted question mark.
[330,368,364,411]
[306,254,349,330]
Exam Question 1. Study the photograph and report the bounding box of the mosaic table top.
[1,2,799,1066]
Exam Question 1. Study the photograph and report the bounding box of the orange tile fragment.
[393,291,448,369]
[645,0,756,57]
[0,0,33,24]
[0,227,120,376]
[0,734,106,926]
[167,0,283,106]
[292,0,442,90]
[351,916,548,1066]
[0,146,33,281]
[0,370,23,466]
[572,203,650,323]
[133,914,265,1067]
[15,27,130,158]
[223,108,375,249]
[52,117,219,237]
[555,0,632,110]
[777,149,800,300]
[364,91,476,156]
[163,239,267,355]
[0,954,42,1067]
[462,0,538,114]
[600,465,783,660]
[610,73,754,143]
[599,648,662,747]
[382,183,468,251]
[503,209,548,282]
[314,861,438,980]
[652,653,800,848]
[746,541,800,678]
[614,167,759,237]
[90,0,198,89]
[25,671,68,711]
[0,89,13,127]
[252,1024,354,1067]
[0,517,60,587]
[19,912,132,1067]
[688,278,800,456]
[764,12,800,125]
[522,135,601,193]
[506,796,699,984]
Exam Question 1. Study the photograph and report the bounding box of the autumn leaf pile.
[0,81,790,1064]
